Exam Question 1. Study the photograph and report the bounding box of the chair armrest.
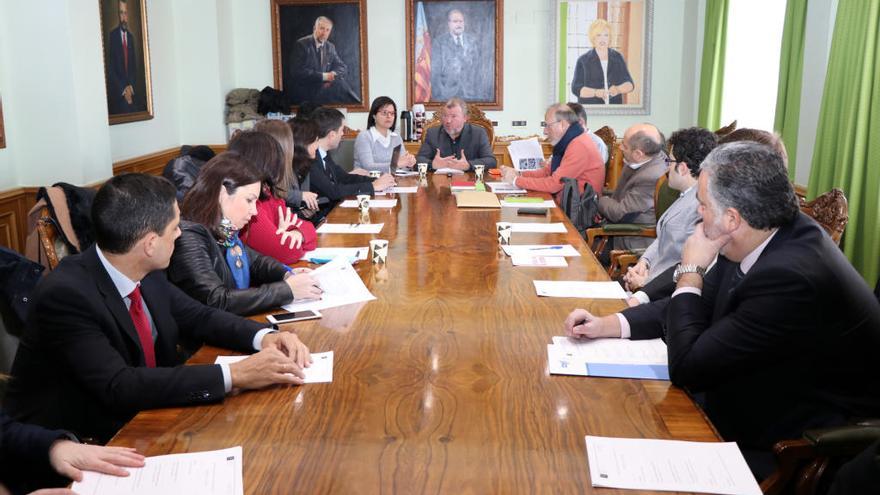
[804,425,880,457]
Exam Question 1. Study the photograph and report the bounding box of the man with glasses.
[501,103,604,202]
[416,98,496,172]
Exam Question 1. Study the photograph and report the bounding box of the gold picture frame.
[99,0,154,125]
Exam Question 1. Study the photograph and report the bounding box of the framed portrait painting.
[0,96,5,149]
[99,0,154,125]
[551,0,653,115]
[406,0,504,110]
[272,0,369,112]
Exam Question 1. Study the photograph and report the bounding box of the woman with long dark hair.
[229,130,317,264]
[168,151,322,315]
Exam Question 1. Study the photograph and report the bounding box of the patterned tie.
[128,286,156,367]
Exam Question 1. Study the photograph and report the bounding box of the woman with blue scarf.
[168,152,323,316]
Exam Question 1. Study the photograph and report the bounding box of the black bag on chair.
[560,178,599,236]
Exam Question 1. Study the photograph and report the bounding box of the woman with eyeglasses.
[352,96,417,174]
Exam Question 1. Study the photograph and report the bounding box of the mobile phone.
[517,207,548,215]
[266,310,322,325]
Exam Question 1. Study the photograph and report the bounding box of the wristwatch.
[673,263,707,283]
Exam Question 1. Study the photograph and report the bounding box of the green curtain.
[697,0,730,130]
[774,0,808,180]
[808,0,880,284]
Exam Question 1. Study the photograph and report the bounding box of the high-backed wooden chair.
[800,188,848,245]
[421,104,495,148]
[586,174,679,262]
[715,120,738,138]
[594,126,624,191]
[35,206,68,270]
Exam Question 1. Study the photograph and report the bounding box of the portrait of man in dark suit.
[274,1,366,110]
[101,0,153,123]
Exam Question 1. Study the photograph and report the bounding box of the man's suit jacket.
[106,25,140,114]
[5,246,264,444]
[621,213,880,450]
[308,152,375,215]
[415,123,497,171]
[430,32,483,101]
[639,186,700,281]
[290,35,349,104]
[598,152,667,250]
[0,411,71,492]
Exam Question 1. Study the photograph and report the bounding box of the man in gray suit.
[416,98,496,172]
[597,123,667,250]
[431,9,486,101]
[623,127,718,299]
[289,16,358,105]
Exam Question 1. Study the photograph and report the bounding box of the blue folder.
[586,363,670,381]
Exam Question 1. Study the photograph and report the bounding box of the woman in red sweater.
[231,129,318,264]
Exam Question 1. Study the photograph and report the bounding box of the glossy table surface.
[110,174,719,494]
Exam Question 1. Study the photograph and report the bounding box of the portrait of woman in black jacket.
[570,18,634,105]
[167,151,322,316]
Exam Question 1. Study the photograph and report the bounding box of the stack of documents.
[453,191,501,208]
[501,244,580,257]
[533,280,626,299]
[547,336,669,380]
[433,167,466,175]
[215,352,334,384]
[585,436,761,494]
[317,223,384,234]
[282,257,376,312]
[302,247,368,264]
[72,446,244,495]
[393,169,419,177]
[507,138,545,171]
[450,181,476,191]
[339,199,398,208]
[486,182,527,194]
[500,198,557,208]
[509,223,567,233]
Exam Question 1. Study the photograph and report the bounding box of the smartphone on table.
[266,310,322,325]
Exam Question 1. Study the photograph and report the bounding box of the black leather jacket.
[167,221,292,315]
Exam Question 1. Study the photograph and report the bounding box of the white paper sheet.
[509,222,567,233]
[378,186,419,194]
[500,199,557,208]
[533,280,626,299]
[393,169,420,177]
[282,257,376,312]
[486,182,527,194]
[338,199,398,208]
[215,352,334,384]
[433,167,466,175]
[584,436,762,495]
[510,255,568,267]
[550,336,667,365]
[72,446,244,495]
[501,244,581,257]
[507,138,546,171]
[302,247,369,263]
[317,223,385,234]
[450,185,475,191]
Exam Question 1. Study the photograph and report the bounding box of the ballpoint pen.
[530,246,562,250]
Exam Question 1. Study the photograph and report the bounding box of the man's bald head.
[621,123,665,163]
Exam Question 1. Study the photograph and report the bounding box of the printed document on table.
[551,336,667,365]
[500,199,557,208]
[584,436,762,495]
[433,167,465,175]
[510,255,568,267]
[502,244,581,257]
[486,182,527,194]
[215,352,334,384]
[508,138,545,171]
[283,257,376,312]
[302,247,369,263]
[533,280,626,299]
[509,222,567,233]
[378,186,419,194]
[339,199,398,208]
[72,446,244,495]
[394,169,420,177]
[317,223,384,234]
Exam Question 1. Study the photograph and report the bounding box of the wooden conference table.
[110,173,719,494]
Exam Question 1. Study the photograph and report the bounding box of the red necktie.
[128,286,156,367]
[122,32,128,73]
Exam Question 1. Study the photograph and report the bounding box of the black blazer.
[167,221,292,316]
[308,152,375,212]
[621,213,880,449]
[5,246,264,444]
[570,48,633,105]
[0,411,71,493]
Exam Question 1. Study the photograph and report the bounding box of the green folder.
[504,197,544,203]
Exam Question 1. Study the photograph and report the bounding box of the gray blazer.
[640,186,700,281]
[415,123,496,171]
[597,152,667,250]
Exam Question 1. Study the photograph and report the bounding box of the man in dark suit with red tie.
[106,0,144,114]
[289,16,358,105]
[564,142,880,479]
[5,174,313,444]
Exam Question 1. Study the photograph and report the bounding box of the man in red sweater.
[501,103,604,202]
